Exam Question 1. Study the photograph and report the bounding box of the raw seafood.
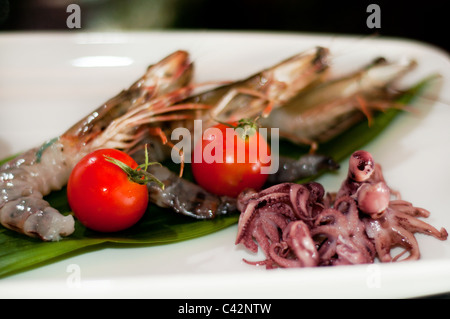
[0,51,193,241]
[261,57,417,151]
[235,151,447,268]
[0,47,424,241]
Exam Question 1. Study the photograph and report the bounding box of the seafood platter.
[0,32,449,298]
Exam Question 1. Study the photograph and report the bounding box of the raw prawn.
[261,57,417,150]
[145,46,330,153]
[193,46,330,123]
[0,47,335,240]
[0,51,193,241]
[129,47,335,218]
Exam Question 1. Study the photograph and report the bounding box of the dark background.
[0,0,448,52]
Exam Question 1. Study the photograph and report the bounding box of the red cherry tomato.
[67,149,149,233]
[191,122,271,197]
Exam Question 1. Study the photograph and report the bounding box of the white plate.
[0,31,449,299]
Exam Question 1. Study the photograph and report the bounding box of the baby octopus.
[311,195,376,266]
[343,151,448,262]
[235,182,325,268]
[235,150,447,268]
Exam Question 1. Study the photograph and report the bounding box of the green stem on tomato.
[214,117,260,141]
[104,145,165,190]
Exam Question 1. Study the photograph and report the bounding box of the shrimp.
[188,46,330,125]
[261,57,417,150]
[128,47,335,219]
[0,51,194,241]
[136,46,331,163]
[143,53,419,219]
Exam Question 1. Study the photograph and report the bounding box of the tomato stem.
[236,118,259,140]
[214,117,260,141]
[104,145,165,190]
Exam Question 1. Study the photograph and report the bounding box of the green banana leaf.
[0,75,438,278]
